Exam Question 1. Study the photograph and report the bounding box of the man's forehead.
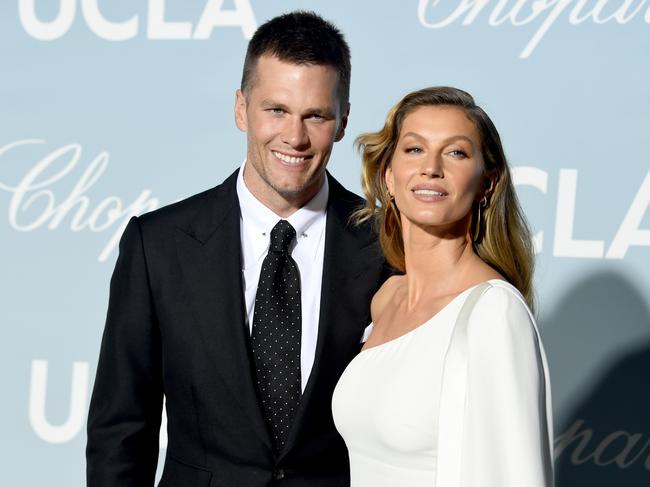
[246,55,339,88]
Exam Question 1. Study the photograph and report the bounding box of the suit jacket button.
[273,468,285,480]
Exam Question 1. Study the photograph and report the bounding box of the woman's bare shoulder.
[370,275,403,323]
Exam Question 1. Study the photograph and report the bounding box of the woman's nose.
[421,154,443,177]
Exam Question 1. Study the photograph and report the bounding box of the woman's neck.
[400,219,480,310]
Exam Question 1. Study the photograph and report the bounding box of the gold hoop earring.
[385,189,395,206]
[472,203,481,242]
[472,197,488,242]
[386,191,402,228]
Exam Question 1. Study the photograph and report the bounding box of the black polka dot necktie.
[251,220,302,452]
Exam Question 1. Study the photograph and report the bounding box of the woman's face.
[385,105,487,233]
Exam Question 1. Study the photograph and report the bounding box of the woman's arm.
[461,284,554,486]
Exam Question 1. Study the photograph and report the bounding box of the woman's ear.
[384,165,395,198]
[482,169,498,200]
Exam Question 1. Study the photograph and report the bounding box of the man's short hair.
[241,11,351,107]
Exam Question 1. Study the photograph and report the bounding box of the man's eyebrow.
[259,100,335,118]
[305,107,335,118]
[260,99,288,109]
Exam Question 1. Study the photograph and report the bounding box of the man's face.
[235,55,349,213]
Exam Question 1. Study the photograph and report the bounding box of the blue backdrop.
[1,1,649,485]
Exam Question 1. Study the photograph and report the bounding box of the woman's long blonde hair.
[354,86,536,310]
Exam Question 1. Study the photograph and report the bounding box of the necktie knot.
[269,220,296,253]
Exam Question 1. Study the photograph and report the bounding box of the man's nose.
[282,117,310,149]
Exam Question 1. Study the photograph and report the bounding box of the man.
[87,11,387,487]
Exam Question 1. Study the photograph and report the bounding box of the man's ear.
[334,102,350,142]
[234,89,248,132]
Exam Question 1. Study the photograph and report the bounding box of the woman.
[332,87,553,486]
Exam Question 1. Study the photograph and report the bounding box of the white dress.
[331,279,554,487]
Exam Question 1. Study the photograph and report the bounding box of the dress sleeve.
[460,285,554,487]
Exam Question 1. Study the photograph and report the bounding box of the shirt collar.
[237,160,329,260]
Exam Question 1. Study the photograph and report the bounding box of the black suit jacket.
[86,170,388,487]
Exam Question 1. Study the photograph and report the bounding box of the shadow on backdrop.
[541,271,650,486]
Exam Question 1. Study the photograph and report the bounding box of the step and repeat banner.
[1,1,649,485]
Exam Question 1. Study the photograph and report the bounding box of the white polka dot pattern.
[251,220,302,452]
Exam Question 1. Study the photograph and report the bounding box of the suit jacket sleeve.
[461,285,554,487]
[87,216,163,487]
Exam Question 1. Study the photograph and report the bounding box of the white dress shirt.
[236,162,328,392]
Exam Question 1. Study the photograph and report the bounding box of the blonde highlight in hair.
[354,87,536,311]
[354,102,406,273]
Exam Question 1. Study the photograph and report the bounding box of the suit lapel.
[173,170,271,449]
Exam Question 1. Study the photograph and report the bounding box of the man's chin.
[272,180,320,201]
[274,185,309,199]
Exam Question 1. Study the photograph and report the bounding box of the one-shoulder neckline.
[359,279,510,355]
